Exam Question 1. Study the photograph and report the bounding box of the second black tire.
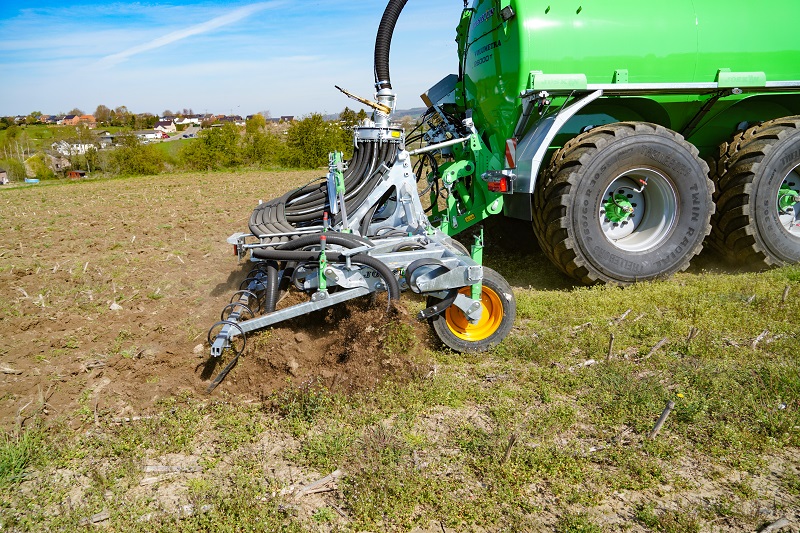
[709,115,800,267]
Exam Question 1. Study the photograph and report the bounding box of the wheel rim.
[599,168,677,252]
[445,286,504,341]
[777,165,800,237]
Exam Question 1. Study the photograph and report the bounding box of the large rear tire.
[429,267,515,353]
[709,116,800,267]
[533,122,713,285]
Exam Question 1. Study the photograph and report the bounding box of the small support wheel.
[207,320,246,356]
[429,267,515,353]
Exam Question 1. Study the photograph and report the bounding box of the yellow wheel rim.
[444,286,504,341]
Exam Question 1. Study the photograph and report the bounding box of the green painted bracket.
[471,229,484,301]
[329,151,345,194]
[434,132,504,237]
[318,237,328,292]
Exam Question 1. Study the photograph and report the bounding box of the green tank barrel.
[461,0,800,150]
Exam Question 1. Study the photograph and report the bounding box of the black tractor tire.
[429,267,515,353]
[708,116,800,267]
[532,122,714,285]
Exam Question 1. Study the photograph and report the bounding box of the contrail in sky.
[97,1,282,67]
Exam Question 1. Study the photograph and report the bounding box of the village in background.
[0,105,424,184]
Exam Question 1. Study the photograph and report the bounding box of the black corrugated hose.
[374,0,408,90]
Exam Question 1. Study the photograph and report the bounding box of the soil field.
[1,172,799,532]
[0,170,427,427]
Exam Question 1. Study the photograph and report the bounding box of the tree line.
[1,108,377,181]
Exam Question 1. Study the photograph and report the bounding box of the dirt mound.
[201,297,430,399]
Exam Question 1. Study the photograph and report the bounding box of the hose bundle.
[248,140,399,243]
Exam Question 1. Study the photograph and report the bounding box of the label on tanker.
[469,3,501,69]
[471,7,495,29]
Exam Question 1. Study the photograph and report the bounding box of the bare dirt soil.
[0,171,429,429]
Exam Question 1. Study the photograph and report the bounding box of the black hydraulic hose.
[339,146,396,223]
[361,201,381,236]
[374,0,408,90]
[250,249,401,302]
[346,253,401,302]
[263,261,280,313]
[286,144,372,216]
[284,144,375,219]
[276,232,373,250]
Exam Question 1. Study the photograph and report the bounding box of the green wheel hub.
[778,183,799,212]
[603,194,635,223]
[777,171,800,237]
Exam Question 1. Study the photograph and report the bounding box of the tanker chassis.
[205,0,800,374]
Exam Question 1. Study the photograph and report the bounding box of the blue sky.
[0,1,464,117]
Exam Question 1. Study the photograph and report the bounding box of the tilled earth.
[0,171,428,429]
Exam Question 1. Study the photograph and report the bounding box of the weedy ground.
[0,171,798,532]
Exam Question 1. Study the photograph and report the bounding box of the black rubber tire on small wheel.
[709,116,800,267]
[429,267,515,353]
[533,122,714,285]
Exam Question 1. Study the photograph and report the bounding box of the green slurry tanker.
[444,0,800,283]
[205,0,800,381]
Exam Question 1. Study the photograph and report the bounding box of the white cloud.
[96,1,285,68]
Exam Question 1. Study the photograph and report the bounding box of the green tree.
[243,131,285,167]
[107,133,165,176]
[0,158,26,181]
[111,106,131,127]
[245,114,267,136]
[83,146,100,172]
[283,114,347,168]
[94,105,112,124]
[26,153,55,180]
[179,123,242,170]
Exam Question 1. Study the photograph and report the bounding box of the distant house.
[51,140,97,156]
[219,115,246,126]
[61,115,97,128]
[95,131,115,148]
[154,120,176,134]
[175,115,202,126]
[134,130,161,141]
[47,154,71,172]
[0,168,8,185]
[280,116,295,123]
[79,115,97,128]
